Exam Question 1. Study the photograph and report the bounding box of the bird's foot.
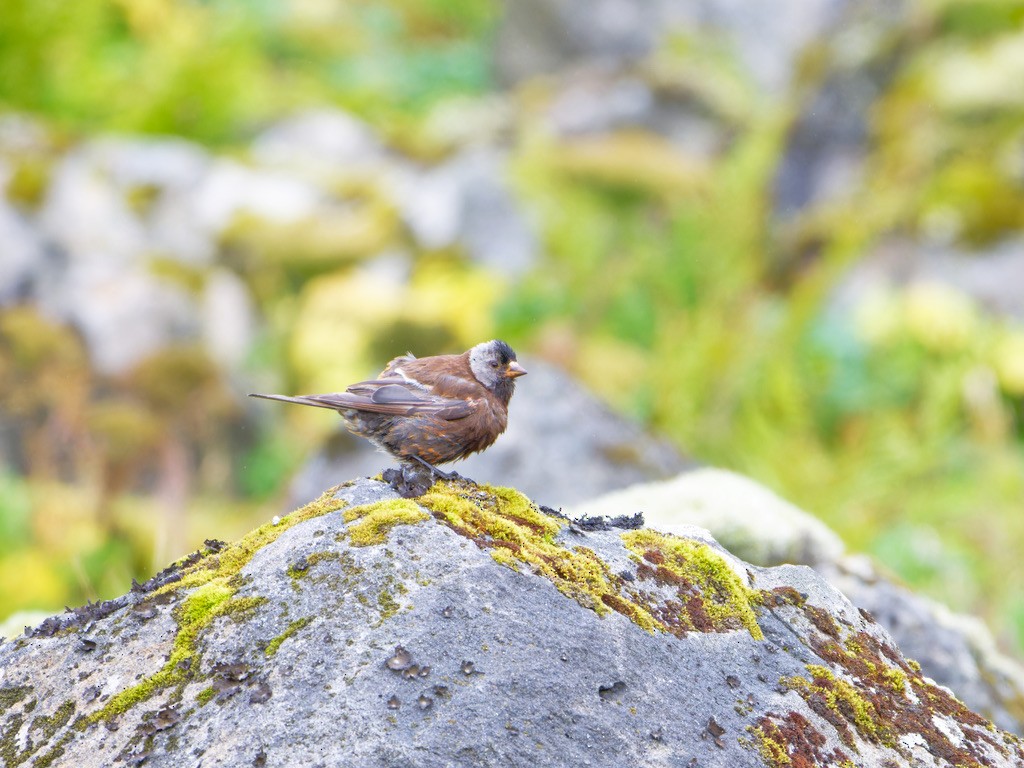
[381,462,440,498]
[409,455,457,481]
[382,459,473,498]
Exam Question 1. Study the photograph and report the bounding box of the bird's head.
[468,339,526,402]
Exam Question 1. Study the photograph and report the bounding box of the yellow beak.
[505,361,527,378]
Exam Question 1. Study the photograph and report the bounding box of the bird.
[250,340,526,479]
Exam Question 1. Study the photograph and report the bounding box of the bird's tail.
[248,393,341,411]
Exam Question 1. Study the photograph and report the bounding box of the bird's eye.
[491,361,500,368]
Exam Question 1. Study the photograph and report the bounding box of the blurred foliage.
[0,0,497,143]
[2,0,1024,660]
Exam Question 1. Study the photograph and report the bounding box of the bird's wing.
[250,381,474,420]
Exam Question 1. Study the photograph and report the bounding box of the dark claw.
[409,455,455,481]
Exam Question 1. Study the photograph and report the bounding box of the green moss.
[751,722,791,767]
[882,667,907,693]
[622,529,763,640]
[287,549,339,581]
[265,616,313,657]
[419,481,661,633]
[196,687,215,706]
[342,499,430,547]
[377,589,400,619]
[418,481,764,640]
[0,698,74,767]
[84,489,344,724]
[783,665,894,746]
[92,591,266,722]
[32,699,74,742]
[0,686,32,714]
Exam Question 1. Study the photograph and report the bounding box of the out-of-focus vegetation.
[0,0,496,144]
[2,0,1024,658]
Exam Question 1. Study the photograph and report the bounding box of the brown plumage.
[250,340,526,474]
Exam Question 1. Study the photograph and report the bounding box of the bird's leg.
[410,455,455,481]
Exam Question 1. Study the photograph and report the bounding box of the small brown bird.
[250,340,526,477]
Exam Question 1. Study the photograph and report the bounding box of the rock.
[770,11,909,225]
[2,477,1020,766]
[395,148,538,276]
[832,237,1024,322]
[568,468,846,567]
[494,0,662,86]
[0,201,43,304]
[250,109,385,178]
[823,557,1024,736]
[200,269,257,371]
[495,0,906,96]
[35,259,200,376]
[573,469,1024,735]
[286,361,691,510]
[192,158,322,234]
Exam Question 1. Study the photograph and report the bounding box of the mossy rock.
[0,478,1019,767]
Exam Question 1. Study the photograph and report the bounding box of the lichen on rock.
[0,477,1020,768]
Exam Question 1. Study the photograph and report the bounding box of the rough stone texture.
[286,361,691,511]
[571,470,1024,736]
[1,477,1021,767]
[568,469,846,567]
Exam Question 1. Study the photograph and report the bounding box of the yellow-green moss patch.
[86,488,346,724]
[622,529,763,640]
[783,665,894,747]
[343,499,430,546]
[265,617,313,657]
[154,488,347,597]
[418,481,661,633]
[751,721,792,767]
[91,590,266,722]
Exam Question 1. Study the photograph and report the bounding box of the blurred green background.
[2,0,1024,658]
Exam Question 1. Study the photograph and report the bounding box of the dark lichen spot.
[386,646,413,672]
[249,681,272,705]
[598,681,626,701]
[150,706,180,731]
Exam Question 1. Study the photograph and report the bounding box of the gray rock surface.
[394,148,538,276]
[1,477,1020,767]
[286,361,691,511]
[571,470,1024,736]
